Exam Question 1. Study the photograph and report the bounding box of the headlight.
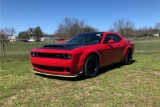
[63,54,72,59]
[31,52,37,57]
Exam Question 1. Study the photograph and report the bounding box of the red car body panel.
[30,32,134,77]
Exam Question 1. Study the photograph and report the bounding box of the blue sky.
[1,0,160,35]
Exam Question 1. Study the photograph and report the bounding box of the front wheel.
[124,50,133,64]
[84,55,99,78]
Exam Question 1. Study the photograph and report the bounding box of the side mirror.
[108,39,115,44]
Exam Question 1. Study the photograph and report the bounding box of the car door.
[101,34,124,65]
[112,34,124,62]
[100,34,117,66]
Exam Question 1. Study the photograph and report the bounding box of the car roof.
[82,32,118,34]
[81,32,104,34]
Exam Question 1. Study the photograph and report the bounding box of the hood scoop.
[44,44,66,48]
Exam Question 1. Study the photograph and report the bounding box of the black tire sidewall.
[125,50,132,64]
[84,55,99,78]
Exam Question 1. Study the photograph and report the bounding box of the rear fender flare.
[122,45,132,61]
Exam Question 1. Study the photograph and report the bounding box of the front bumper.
[30,51,83,75]
[30,49,84,77]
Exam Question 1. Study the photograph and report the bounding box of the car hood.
[40,42,98,50]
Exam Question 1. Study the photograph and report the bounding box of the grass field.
[0,38,160,107]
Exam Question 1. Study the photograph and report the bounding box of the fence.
[1,37,160,62]
[0,39,68,61]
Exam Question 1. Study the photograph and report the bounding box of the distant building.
[43,36,64,41]
[27,35,67,42]
[40,37,44,41]
[152,34,159,37]
[44,36,52,41]
[28,37,35,42]
[28,36,50,42]
[9,36,16,42]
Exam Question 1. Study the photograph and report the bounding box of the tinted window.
[103,34,121,43]
[67,32,103,44]
[114,34,121,42]
[103,34,115,43]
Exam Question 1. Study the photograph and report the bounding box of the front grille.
[33,64,64,72]
[31,52,63,58]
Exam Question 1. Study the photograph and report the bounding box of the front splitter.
[32,69,79,78]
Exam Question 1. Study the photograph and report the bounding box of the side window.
[114,34,121,42]
[103,34,115,43]
[103,34,121,44]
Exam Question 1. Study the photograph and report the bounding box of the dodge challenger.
[30,32,134,78]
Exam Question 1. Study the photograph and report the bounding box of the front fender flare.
[76,48,100,73]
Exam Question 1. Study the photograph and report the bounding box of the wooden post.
[1,40,5,57]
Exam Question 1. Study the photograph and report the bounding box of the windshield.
[67,32,103,44]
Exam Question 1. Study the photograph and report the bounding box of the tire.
[84,55,99,78]
[124,50,133,64]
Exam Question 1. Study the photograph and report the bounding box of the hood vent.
[44,44,66,48]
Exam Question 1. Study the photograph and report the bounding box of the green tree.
[34,26,43,44]
[26,26,43,44]
[27,28,34,37]
[18,31,30,40]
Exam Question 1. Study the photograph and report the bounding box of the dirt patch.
[148,71,160,76]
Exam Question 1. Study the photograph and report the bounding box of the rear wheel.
[84,55,99,78]
[124,50,133,64]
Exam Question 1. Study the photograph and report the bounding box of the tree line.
[110,19,160,37]
[0,18,160,41]
[18,26,43,44]
[54,18,160,38]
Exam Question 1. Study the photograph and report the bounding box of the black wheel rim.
[87,57,98,75]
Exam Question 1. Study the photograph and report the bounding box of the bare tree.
[55,17,85,39]
[0,28,16,57]
[154,22,160,35]
[0,28,16,41]
[135,29,144,37]
[142,26,148,37]
[80,26,98,33]
[111,19,135,37]
[155,22,160,29]
[55,17,98,39]
[108,28,115,32]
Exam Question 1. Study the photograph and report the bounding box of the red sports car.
[30,32,134,78]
